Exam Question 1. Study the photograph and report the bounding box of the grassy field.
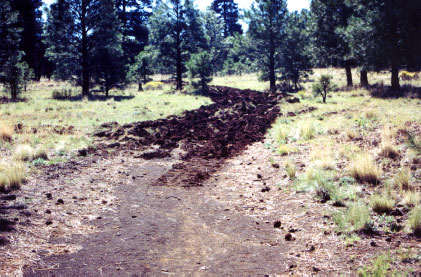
[0,80,211,190]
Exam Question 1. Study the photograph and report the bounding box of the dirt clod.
[273,221,282,228]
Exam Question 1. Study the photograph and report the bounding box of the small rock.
[56,199,64,205]
[102,200,108,204]
[289,264,297,269]
[273,221,281,228]
[272,163,280,169]
[132,215,137,218]
[370,241,377,247]
[307,245,316,252]
[78,149,88,157]
[45,209,51,214]
[46,220,53,226]
[285,233,293,241]
[46,193,53,200]
[261,186,271,193]
[385,237,392,242]
[257,173,262,179]
[313,266,321,272]
[97,216,102,219]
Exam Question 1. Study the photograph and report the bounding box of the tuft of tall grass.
[0,122,14,142]
[394,168,411,192]
[13,144,34,161]
[370,194,395,214]
[404,192,420,208]
[285,159,296,179]
[349,154,381,184]
[408,206,421,237]
[299,120,317,140]
[334,202,372,233]
[0,162,26,190]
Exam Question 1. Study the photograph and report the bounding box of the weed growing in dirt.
[285,159,296,179]
[299,120,317,140]
[370,194,395,214]
[334,202,372,233]
[358,253,392,276]
[348,154,381,184]
[408,206,421,237]
[380,140,399,159]
[278,144,296,156]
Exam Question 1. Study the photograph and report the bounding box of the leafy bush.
[312,74,336,103]
[144,81,164,91]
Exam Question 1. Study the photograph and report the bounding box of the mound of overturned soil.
[96,86,285,186]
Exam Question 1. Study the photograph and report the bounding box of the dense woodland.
[1,0,420,98]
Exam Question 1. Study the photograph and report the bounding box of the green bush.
[312,74,336,103]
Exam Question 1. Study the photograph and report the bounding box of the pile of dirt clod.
[95,86,285,186]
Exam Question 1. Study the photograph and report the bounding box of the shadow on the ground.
[369,84,421,99]
[53,94,135,102]
[0,97,27,104]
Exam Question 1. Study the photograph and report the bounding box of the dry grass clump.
[311,147,335,170]
[0,122,14,142]
[364,109,377,119]
[299,120,317,140]
[345,128,359,140]
[370,194,395,214]
[279,144,296,156]
[285,159,296,179]
[13,144,34,161]
[335,202,372,233]
[33,146,48,160]
[404,192,420,208]
[0,162,26,190]
[349,154,382,184]
[408,206,421,237]
[394,168,411,192]
[380,125,399,159]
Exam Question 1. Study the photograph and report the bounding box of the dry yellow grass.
[404,192,420,208]
[285,159,296,179]
[380,140,400,159]
[0,122,14,142]
[13,144,34,161]
[349,154,382,184]
[33,146,48,160]
[345,128,359,140]
[394,168,411,192]
[370,194,395,214]
[0,162,26,190]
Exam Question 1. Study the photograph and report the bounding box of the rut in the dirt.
[96,86,285,186]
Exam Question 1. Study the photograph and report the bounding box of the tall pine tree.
[246,0,288,92]
[211,0,242,37]
[149,0,205,90]
[0,0,29,99]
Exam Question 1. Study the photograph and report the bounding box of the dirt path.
[24,154,292,275]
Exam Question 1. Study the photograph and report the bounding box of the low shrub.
[52,88,73,99]
[370,194,395,214]
[349,154,381,184]
[400,71,419,81]
[144,81,164,91]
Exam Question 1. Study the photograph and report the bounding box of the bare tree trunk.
[360,70,369,87]
[81,0,90,96]
[345,61,353,87]
[391,63,400,90]
[138,82,143,91]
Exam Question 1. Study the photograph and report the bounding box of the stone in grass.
[273,221,281,228]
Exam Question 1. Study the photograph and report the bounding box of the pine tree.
[92,0,126,96]
[310,0,354,86]
[149,0,205,90]
[114,0,151,63]
[202,9,225,72]
[10,0,44,80]
[127,46,157,91]
[211,0,242,37]
[186,51,213,93]
[0,0,29,99]
[246,0,288,92]
[280,11,312,90]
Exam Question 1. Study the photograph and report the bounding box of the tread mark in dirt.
[97,86,285,187]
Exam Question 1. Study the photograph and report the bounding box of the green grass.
[334,202,372,233]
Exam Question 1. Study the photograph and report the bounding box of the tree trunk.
[176,48,182,90]
[268,22,276,93]
[138,82,143,91]
[360,70,369,87]
[391,63,400,90]
[345,62,353,87]
[322,94,326,103]
[81,0,89,96]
